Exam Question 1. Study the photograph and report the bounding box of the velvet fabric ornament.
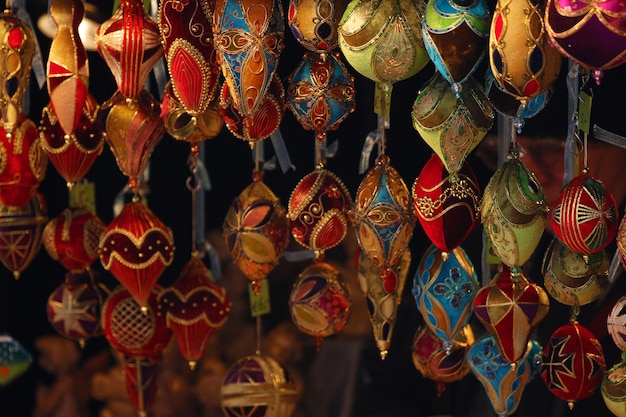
[541,321,606,409]
[221,355,299,417]
[412,72,493,176]
[481,146,547,269]
[99,202,175,310]
[473,264,550,364]
[618,215,626,271]
[0,115,48,208]
[288,0,349,52]
[0,335,32,386]
[0,193,47,279]
[485,66,552,119]
[550,172,619,258]
[602,353,626,417]
[542,237,609,307]
[124,355,160,417]
[412,153,481,253]
[213,0,285,118]
[413,244,479,350]
[607,296,626,352]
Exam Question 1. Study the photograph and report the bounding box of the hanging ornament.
[481,145,547,270]
[412,244,479,351]
[289,261,352,349]
[421,0,490,90]
[617,216,626,271]
[0,192,47,279]
[473,264,550,364]
[550,172,619,260]
[213,0,285,119]
[0,334,32,386]
[412,72,493,176]
[542,237,609,307]
[541,321,606,410]
[545,0,626,84]
[602,353,626,417]
[158,256,231,370]
[467,335,542,416]
[607,296,626,352]
[0,114,47,208]
[411,153,481,254]
[47,270,108,347]
[99,202,175,310]
[223,176,290,294]
[42,206,106,273]
[221,354,299,417]
[356,246,411,359]
[489,0,562,104]
[123,355,160,417]
[288,0,349,52]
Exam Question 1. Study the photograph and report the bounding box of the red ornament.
[541,321,606,409]
[158,256,231,369]
[43,206,106,273]
[0,114,47,208]
[412,153,481,253]
[99,202,175,309]
[123,355,160,416]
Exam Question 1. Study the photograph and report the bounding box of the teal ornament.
[412,244,479,350]
[0,335,32,386]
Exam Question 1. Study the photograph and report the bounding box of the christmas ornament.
[541,321,606,409]
[542,237,609,307]
[411,153,481,253]
[413,244,479,350]
[288,0,349,52]
[481,146,547,269]
[607,296,626,352]
[356,246,411,359]
[473,264,550,364]
[289,261,352,349]
[468,335,542,416]
[0,335,32,386]
[617,216,626,271]
[223,177,290,294]
[0,192,47,279]
[158,256,231,370]
[42,206,106,273]
[99,202,175,310]
[124,355,160,417]
[221,354,299,417]
[550,172,619,259]
[602,353,626,417]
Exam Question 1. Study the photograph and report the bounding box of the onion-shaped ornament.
[602,353,626,417]
[473,264,550,364]
[0,193,47,279]
[0,335,32,386]
[413,244,479,350]
[542,237,609,307]
[99,202,175,310]
[158,256,231,370]
[223,178,290,294]
[541,321,606,409]
[289,261,352,349]
[221,354,299,417]
[481,146,547,269]
[607,296,626,352]
[412,72,493,176]
[123,355,160,417]
[550,172,619,259]
[412,153,481,253]
[288,0,349,52]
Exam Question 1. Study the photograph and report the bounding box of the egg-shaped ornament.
[489,0,562,103]
[545,0,626,84]
[421,0,490,88]
[550,172,619,259]
[542,237,609,306]
[473,264,550,364]
[213,0,285,119]
[288,168,353,254]
[47,270,108,347]
[412,72,494,176]
[289,261,352,349]
[412,153,481,253]
[413,244,479,350]
[0,335,32,387]
[0,115,48,208]
[338,0,430,84]
[541,321,606,409]
[287,51,356,139]
[468,336,542,416]
[350,155,415,286]
[223,178,290,294]
[158,256,231,370]
[607,296,626,352]
[221,354,299,417]
[481,146,547,269]
[0,193,48,279]
[356,246,411,359]
[602,353,626,417]
[288,0,349,52]
[99,202,175,310]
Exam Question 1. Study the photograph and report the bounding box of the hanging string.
[315,134,327,168]
[255,315,262,355]
[186,146,203,257]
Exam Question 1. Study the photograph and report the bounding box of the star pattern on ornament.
[49,285,98,337]
[543,335,575,393]
[0,230,33,268]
